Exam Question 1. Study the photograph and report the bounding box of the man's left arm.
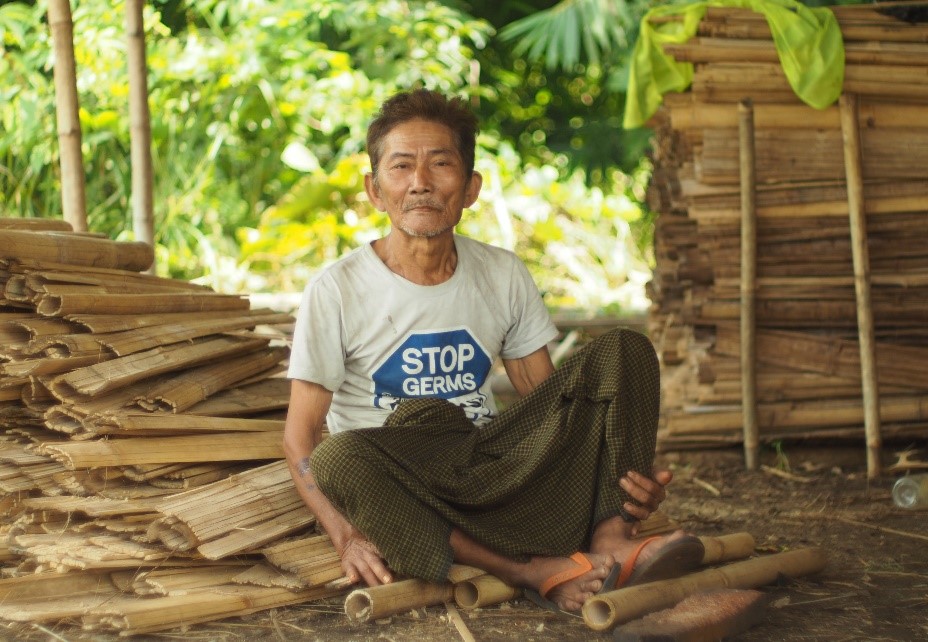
[502,345,555,397]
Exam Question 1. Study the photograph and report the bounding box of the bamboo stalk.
[738,98,759,471]
[699,532,756,564]
[583,547,827,631]
[46,0,87,232]
[453,574,521,610]
[345,578,454,623]
[840,93,882,479]
[125,0,155,272]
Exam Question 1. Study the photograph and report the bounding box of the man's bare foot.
[519,552,613,612]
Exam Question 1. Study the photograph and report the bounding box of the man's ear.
[464,171,482,208]
[364,173,385,211]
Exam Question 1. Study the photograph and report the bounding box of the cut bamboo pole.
[345,578,454,623]
[453,574,521,610]
[125,0,155,273]
[46,0,87,233]
[699,532,755,564]
[450,532,755,611]
[583,547,827,631]
[839,93,882,479]
[738,99,759,471]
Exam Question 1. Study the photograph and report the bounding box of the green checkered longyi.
[312,328,660,582]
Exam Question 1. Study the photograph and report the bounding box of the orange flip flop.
[525,551,595,614]
[605,534,706,590]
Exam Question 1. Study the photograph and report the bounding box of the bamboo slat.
[82,412,283,437]
[66,307,281,334]
[649,20,928,449]
[134,347,287,412]
[81,584,341,636]
[262,534,344,586]
[231,563,306,589]
[150,461,311,554]
[37,290,249,316]
[96,311,292,356]
[186,377,291,416]
[0,230,151,272]
[117,566,247,596]
[50,335,267,398]
[0,218,73,231]
[37,432,284,469]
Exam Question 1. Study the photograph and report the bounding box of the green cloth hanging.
[624,0,845,129]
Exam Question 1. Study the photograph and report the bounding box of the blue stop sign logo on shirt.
[372,329,492,421]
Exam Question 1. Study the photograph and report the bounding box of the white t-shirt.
[288,235,558,433]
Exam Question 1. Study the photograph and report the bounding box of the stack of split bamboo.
[646,2,928,460]
[0,221,357,634]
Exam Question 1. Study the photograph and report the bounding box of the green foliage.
[1,0,659,314]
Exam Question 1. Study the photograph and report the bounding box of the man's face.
[365,119,481,239]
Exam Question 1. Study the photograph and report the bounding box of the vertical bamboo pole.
[47,0,87,232]
[839,93,881,479]
[738,99,759,471]
[126,0,156,273]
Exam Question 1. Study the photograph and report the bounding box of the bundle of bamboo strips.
[0,225,354,633]
[646,2,928,455]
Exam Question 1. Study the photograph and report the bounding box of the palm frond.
[499,0,636,70]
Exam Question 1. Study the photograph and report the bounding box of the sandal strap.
[539,551,593,598]
[615,535,661,589]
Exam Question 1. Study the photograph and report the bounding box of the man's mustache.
[403,200,443,211]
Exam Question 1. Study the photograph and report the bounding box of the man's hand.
[619,467,673,533]
[338,529,393,587]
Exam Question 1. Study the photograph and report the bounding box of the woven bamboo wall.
[647,2,928,451]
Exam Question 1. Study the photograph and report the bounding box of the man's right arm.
[282,379,392,586]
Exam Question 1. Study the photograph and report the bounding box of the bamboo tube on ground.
[738,99,759,471]
[452,533,754,611]
[699,532,755,564]
[125,0,155,271]
[582,547,827,631]
[840,93,882,479]
[345,578,453,623]
[454,574,521,610]
[46,0,87,233]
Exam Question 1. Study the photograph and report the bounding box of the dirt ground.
[8,442,927,642]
